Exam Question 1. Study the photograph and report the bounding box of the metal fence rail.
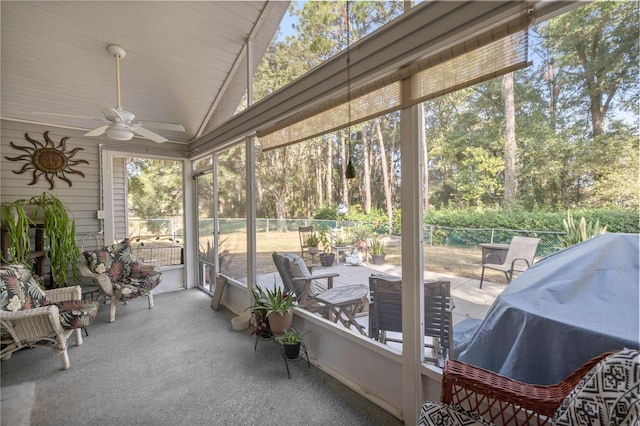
[129,218,566,264]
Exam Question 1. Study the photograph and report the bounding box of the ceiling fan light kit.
[106,124,133,141]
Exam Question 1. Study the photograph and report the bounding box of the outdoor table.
[315,285,368,335]
[332,245,351,265]
[456,233,639,385]
[479,242,510,264]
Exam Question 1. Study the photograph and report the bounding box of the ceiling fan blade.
[138,121,186,132]
[131,126,168,143]
[99,105,124,122]
[84,124,110,137]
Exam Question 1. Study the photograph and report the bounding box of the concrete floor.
[1,264,504,425]
[1,290,404,426]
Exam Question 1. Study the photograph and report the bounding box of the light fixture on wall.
[344,1,356,180]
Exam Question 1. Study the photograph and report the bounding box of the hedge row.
[315,206,639,235]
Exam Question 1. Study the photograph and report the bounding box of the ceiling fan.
[39,44,185,143]
[86,44,185,143]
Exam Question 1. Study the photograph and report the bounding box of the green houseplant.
[317,229,335,267]
[370,234,386,265]
[30,193,80,287]
[305,232,320,252]
[0,199,33,265]
[276,328,306,359]
[248,283,295,334]
[1,192,79,287]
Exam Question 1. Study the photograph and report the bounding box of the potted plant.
[29,193,80,287]
[305,232,320,253]
[348,223,371,252]
[247,285,271,338]
[1,192,79,287]
[0,199,33,265]
[276,328,306,359]
[247,283,295,334]
[370,234,386,265]
[318,229,335,267]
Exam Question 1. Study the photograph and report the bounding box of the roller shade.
[259,14,530,151]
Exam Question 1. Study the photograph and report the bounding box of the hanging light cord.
[345,1,356,180]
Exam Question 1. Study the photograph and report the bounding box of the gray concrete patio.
[257,259,505,337]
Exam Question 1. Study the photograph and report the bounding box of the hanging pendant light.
[345,1,356,180]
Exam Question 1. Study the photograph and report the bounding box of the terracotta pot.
[267,311,292,334]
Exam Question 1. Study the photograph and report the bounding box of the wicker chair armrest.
[78,261,113,296]
[443,352,613,421]
[0,305,63,339]
[45,286,82,303]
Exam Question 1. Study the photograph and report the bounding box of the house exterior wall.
[1,120,189,293]
[1,121,105,247]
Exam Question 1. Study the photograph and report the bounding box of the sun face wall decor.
[5,131,89,189]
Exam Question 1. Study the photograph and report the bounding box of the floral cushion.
[54,300,99,329]
[83,239,141,283]
[0,264,49,312]
[419,402,494,426]
[112,273,162,301]
[553,349,640,426]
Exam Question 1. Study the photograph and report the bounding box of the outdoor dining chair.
[272,252,368,334]
[368,274,454,365]
[479,236,541,288]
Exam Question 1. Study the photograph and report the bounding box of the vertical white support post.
[245,37,257,312]
[400,75,425,422]
[183,158,195,289]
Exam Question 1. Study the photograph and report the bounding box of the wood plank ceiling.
[1,1,289,145]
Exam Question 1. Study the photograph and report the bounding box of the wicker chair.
[80,238,162,322]
[0,264,98,369]
[419,349,639,426]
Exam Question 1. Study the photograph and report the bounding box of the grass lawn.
[213,230,509,284]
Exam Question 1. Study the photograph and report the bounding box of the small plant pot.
[320,252,335,267]
[371,254,386,265]
[258,329,273,339]
[231,316,249,331]
[283,342,301,359]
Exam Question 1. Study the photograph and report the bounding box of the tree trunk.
[373,118,393,234]
[275,149,288,231]
[315,144,323,207]
[362,125,372,214]
[502,72,518,208]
